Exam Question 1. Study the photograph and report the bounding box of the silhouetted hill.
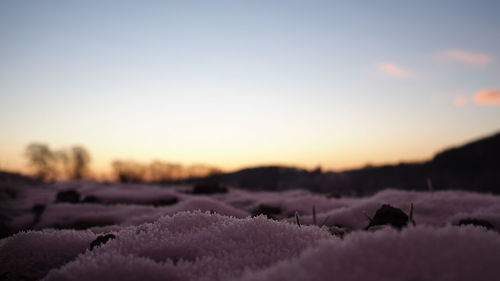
[427,132,500,192]
[431,132,500,171]
[171,131,500,195]
[210,166,349,192]
[0,171,39,203]
[341,163,428,194]
[338,131,500,194]
[0,171,38,185]
[218,166,308,190]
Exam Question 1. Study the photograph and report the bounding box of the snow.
[0,230,95,281]
[241,225,500,281]
[43,212,331,281]
[300,189,500,229]
[28,197,247,231]
[1,181,500,281]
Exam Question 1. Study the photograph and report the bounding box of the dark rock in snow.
[328,225,349,238]
[192,183,228,194]
[81,195,100,204]
[326,193,342,199]
[456,218,495,230]
[251,204,282,219]
[365,204,410,230]
[54,220,115,230]
[31,204,46,227]
[152,197,179,206]
[0,219,10,239]
[89,234,117,250]
[55,190,80,203]
[32,204,46,214]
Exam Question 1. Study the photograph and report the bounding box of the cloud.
[378,62,413,78]
[453,96,468,107]
[473,89,500,106]
[442,49,491,66]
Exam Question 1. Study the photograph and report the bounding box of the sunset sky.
[1,0,500,176]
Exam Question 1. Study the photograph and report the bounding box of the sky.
[1,0,500,176]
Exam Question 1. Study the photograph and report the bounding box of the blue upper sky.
[1,0,499,175]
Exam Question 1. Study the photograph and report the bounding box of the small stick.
[295,211,301,227]
[312,206,317,225]
[409,203,416,226]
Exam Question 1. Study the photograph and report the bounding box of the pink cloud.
[453,96,468,107]
[442,49,491,66]
[474,89,500,106]
[378,62,413,78]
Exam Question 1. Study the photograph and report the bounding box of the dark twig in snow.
[295,211,301,227]
[312,206,317,226]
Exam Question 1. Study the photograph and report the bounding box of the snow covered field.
[1,181,500,281]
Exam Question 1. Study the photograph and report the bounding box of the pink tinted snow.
[6,212,497,281]
[302,189,500,229]
[30,197,248,231]
[2,183,500,281]
[241,225,500,281]
[42,212,332,281]
[0,230,96,281]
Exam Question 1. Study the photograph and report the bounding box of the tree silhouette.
[68,146,91,179]
[148,161,175,182]
[25,143,92,181]
[112,160,147,183]
[112,159,221,183]
[25,143,58,181]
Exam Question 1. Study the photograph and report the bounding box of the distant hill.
[0,171,38,185]
[428,131,500,192]
[180,131,500,195]
[0,171,39,202]
[207,166,350,193]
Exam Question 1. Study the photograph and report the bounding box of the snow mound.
[30,197,248,230]
[40,211,330,281]
[241,225,500,281]
[0,229,96,281]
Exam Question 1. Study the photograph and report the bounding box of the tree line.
[25,143,221,182]
[25,143,91,181]
[112,160,222,183]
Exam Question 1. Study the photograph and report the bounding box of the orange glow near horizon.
[0,129,479,179]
